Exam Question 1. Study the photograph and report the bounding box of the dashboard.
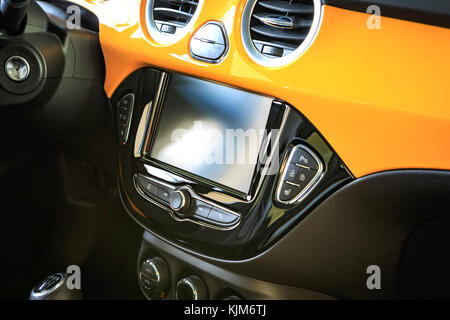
[5,0,449,300]
[75,0,450,179]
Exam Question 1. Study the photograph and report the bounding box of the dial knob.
[176,275,208,300]
[169,189,191,215]
[139,257,170,300]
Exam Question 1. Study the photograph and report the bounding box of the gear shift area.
[29,273,82,300]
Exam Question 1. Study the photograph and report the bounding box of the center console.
[111,68,351,299]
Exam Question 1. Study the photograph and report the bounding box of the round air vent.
[241,0,322,66]
[146,0,203,44]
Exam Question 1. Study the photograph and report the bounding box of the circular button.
[169,189,191,215]
[176,275,208,300]
[139,257,170,300]
[5,56,30,82]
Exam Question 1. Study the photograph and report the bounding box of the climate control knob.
[169,189,192,215]
[139,257,170,300]
[176,275,208,300]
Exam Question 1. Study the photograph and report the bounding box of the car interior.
[1,0,450,300]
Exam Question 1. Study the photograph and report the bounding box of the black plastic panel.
[138,231,334,300]
[113,68,351,260]
[325,0,450,29]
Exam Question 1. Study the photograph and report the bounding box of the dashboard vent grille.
[249,0,316,58]
[153,0,199,33]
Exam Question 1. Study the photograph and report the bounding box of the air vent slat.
[253,12,313,29]
[154,8,193,21]
[258,0,314,14]
[251,24,307,42]
[167,0,198,6]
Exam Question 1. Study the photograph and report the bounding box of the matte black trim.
[139,231,335,300]
[324,0,450,29]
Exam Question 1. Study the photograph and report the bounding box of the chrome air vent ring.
[146,0,204,45]
[241,0,323,67]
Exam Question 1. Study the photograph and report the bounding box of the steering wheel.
[0,0,105,121]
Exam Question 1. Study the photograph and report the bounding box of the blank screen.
[150,75,273,194]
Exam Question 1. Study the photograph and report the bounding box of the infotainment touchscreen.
[149,74,273,194]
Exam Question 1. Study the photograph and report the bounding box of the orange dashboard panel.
[74,0,450,178]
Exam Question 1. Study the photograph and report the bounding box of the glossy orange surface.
[73,0,450,178]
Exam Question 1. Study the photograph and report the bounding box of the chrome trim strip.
[134,101,153,158]
[248,104,290,202]
[275,145,324,205]
[142,72,170,156]
[144,164,195,184]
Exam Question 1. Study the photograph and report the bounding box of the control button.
[176,275,208,300]
[118,108,129,124]
[157,187,171,203]
[170,192,183,210]
[119,122,128,141]
[139,257,170,300]
[290,147,319,170]
[119,93,134,110]
[193,200,212,218]
[191,39,226,61]
[208,208,239,225]
[262,45,283,57]
[284,163,299,182]
[279,182,300,202]
[292,167,317,189]
[136,176,158,196]
[117,93,134,144]
[160,24,176,34]
[170,189,192,215]
[190,22,228,62]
